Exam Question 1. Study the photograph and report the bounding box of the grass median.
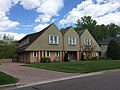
[0,71,17,85]
[25,60,120,73]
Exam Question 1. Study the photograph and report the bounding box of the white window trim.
[49,35,59,44]
[68,37,76,45]
[32,51,37,57]
[84,38,92,45]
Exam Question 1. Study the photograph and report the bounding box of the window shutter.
[57,36,59,44]
[84,38,86,45]
[68,37,70,45]
[89,39,92,45]
[74,38,76,45]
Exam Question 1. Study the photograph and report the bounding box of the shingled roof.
[18,23,54,44]
[76,30,85,36]
[17,23,54,52]
[60,26,72,34]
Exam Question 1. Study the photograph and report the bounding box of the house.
[61,26,80,61]
[99,37,120,58]
[17,23,63,63]
[17,23,101,63]
[77,29,101,59]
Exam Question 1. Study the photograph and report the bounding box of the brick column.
[38,51,41,62]
[41,51,44,58]
[59,51,62,62]
[77,51,80,61]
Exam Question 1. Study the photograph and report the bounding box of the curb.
[16,72,103,89]
[0,83,25,90]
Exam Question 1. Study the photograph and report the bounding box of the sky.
[0,0,120,40]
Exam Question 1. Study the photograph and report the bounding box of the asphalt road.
[14,70,120,90]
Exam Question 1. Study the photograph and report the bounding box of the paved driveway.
[0,63,78,84]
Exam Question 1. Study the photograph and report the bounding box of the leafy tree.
[74,16,98,41]
[0,35,18,59]
[106,39,120,59]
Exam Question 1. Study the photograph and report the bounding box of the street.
[14,70,120,90]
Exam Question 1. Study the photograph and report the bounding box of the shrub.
[41,57,51,63]
[107,39,120,59]
[64,53,69,62]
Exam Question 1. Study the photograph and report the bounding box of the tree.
[106,39,120,59]
[0,35,18,59]
[74,16,98,41]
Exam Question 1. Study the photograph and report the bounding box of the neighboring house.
[18,23,63,63]
[18,23,101,63]
[61,26,80,61]
[99,37,120,58]
[77,29,101,59]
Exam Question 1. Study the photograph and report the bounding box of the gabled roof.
[18,23,54,44]
[60,26,72,34]
[17,23,54,52]
[99,37,120,45]
[76,30,85,36]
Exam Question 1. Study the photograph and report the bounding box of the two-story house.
[17,23,101,63]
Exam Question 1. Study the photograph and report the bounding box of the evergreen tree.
[106,39,120,59]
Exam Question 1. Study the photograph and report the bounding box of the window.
[84,38,92,45]
[49,35,59,44]
[55,52,59,57]
[33,51,37,57]
[47,51,50,57]
[68,37,76,45]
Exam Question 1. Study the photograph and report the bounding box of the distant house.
[17,23,101,63]
[99,37,120,58]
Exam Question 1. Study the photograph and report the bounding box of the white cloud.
[0,0,20,31]
[0,31,26,40]
[20,0,41,10]
[35,0,64,23]
[59,0,120,26]
[34,23,49,32]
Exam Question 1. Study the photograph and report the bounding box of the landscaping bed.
[0,71,17,85]
[25,60,120,73]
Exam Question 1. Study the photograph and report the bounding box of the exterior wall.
[99,44,108,58]
[18,52,30,63]
[26,24,63,51]
[0,59,12,63]
[63,27,80,51]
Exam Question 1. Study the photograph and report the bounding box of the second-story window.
[49,35,59,44]
[84,38,92,45]
[68,37,76,45]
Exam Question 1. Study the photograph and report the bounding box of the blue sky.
[0,0,120,40]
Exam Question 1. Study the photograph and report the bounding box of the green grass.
[25,60,120,73]
[0,71,17,85]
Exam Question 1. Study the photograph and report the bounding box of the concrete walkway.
[0,63,78,84]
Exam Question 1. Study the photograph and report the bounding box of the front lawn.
[0,71,17,85]
[25,60,120,73]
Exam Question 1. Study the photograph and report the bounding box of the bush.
[64,53,69,62]
[41,57,51,63]
[107,39,120,59]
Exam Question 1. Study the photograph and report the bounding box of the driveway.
[0,63,78,84]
